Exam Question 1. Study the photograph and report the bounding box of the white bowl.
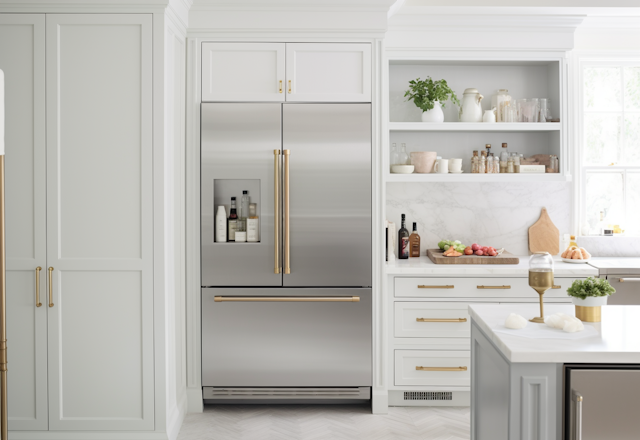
[391,165,415,174]
[562,258,591,264]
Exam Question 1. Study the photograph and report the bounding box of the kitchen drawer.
[394,277,579,299]
[395,302,472,338]
[395,350,470,387]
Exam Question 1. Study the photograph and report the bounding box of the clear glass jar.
[511,152,520,173]
[479,152,486,174]
[398,143,409,165]
[390,143,398,170]
[507,156,514,173]
[491,89,512,122]
[539,98,549,123]
[486,155,493,173]
[471,150,479,173]
[491,154,499,173]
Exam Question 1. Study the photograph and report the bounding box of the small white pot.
[572,296,608,307]
[421,101,445,123]
[483,109,496,123]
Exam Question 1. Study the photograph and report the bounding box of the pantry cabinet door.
[45,14,154,431]
[202,42,285,102]
[285,43,371,102]
[0,14,48,432]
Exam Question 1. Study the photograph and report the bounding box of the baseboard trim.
[9,432,169,440]
[166,389,188,440]
[371,389,388,414]
[186,386,203,413]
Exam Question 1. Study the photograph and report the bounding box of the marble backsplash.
[386,182,572,256]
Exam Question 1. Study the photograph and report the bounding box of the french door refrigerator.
[201,103,372,403]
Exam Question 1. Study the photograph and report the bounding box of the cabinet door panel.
[0,14,48,431]
[202,42,285,102]
[286,43,371,102]
[46,14,154,431]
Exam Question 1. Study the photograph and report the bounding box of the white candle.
[0,69,4,155]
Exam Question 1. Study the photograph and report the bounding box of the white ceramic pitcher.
[459,88,484,122]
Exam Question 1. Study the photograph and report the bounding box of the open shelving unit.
[385,57,568,182]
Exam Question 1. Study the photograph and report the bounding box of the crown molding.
[190,0,396,12]
[0,0,172,13]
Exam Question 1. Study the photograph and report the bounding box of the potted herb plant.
[404,77,460,123]
[566,277,615,322]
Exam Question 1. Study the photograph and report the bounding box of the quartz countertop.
[386,255,599,277]
[469,304,640,364]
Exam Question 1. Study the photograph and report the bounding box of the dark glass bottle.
[227,197,238,242]
[409,222,421,257]
[398,214,410,260]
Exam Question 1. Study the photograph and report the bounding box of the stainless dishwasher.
[589,258,640,305]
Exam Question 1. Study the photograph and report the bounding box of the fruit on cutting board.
[464,246,473,255]
[472,243,498,256]
[438,240,466,253]
[443,246,462,257]
[561,245,591,260]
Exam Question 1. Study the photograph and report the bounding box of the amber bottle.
[409,222,421,257]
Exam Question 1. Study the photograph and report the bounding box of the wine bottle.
[409,222,421,257]
[398,214,410,260]
[227,197,238,242]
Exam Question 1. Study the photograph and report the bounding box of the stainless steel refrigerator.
[201,103,372,403]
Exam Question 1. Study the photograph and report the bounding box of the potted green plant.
[566,277,615,322]
[404,77,460,123]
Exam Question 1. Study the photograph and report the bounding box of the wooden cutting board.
[427,249,519,265]
[528,207,560,255]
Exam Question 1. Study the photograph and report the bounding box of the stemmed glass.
[529,252,554,323]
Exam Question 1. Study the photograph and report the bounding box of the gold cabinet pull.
[47,267,54,307]
[288,80,291,94]
[416,366,467,372]
[283,150,290,275]
[416,318,467,323]
[35,267,42,307]
[214,296,359,302]
[552,285,561,289]
[418,285,454,289]
[273,150,281,274]
[477,285,511,289]
[279,80,283,93]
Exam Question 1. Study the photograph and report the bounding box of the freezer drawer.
[202,288,372,387]
[566,365,640,440]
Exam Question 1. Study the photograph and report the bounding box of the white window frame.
[576,55,640,236]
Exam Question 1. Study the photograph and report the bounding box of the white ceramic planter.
[572,296,608,307]
[421,101,444,123]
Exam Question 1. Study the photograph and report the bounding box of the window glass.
[585,172,624,232]
[627,173,640,236]
[585,67,621,111]
[624,67,640,110]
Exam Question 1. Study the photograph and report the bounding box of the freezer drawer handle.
[416,318,467,323]
[418,285,454,289]
[273,150,281,274]
[572,390,583,440]
[214,296,360,302]
[477,285,511,289]
[619,278,640,283]
[415,366,467,372]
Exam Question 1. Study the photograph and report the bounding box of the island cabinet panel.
[394,277,578,299]
[395,350,470,387]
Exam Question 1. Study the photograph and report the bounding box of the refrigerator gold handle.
[35,267,42,307]
[48,267,54,308]
[273,150,281,274]
[283,150,290,275]
[214,296,360,302]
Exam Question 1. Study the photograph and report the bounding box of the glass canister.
[390,143,398,170]
[398,143,409,165]
[507,155,514,173]
[471,150,479,173]
[499,143,509,173]
[539,98,550,123]
[511,152,520,173]
[529,252,554,323]
[491,154,500,173]
[486,155,494,174]
[479,151,486,174]
[491,89,512,122]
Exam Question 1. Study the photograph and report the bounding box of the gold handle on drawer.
[47,267,54,307]
[288,80,291,94]
[416,366,468,372]
[273,150,281,274]
[477,285,511,289]
[283,150,290,275]
[416,318,467,323]
[418,285,454,289]
[214,296,359,302]
[279,80,283,93]
[35,267,42,307]
[552,285,561,289]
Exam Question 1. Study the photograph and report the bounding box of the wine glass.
[529,252,554,323]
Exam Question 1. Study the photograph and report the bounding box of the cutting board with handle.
[427,249,519,265]
[528,207,560,255]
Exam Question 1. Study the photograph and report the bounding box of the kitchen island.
[469,304,640,439]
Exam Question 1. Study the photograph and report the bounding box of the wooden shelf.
[386,173,571,183]
[388,122,561,132]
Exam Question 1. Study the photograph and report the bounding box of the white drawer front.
[395,302,472,338]
[394,277,580,299]
[395,350,470,387]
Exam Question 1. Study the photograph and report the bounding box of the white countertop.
[386,256,599,277]
[469,304,640,364]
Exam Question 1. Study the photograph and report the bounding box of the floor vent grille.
[404,391,453,401]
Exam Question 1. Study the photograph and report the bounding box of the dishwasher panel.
[606,276,640,305]
[201,288,372,387]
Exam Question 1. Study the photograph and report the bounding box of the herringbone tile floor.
[177,405,470,440]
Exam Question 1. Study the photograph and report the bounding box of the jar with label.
[491,153,499,174]
[471,150,479,173]
[511,152,520,173]
[507,155,514,173]
[486,155,494,174]
[479,151,486,174]
[499,143,509,173]
[247,203,259,242]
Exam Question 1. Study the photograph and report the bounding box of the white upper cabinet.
[45,14,154,431]
[285,43,371,102]
[201,42,371,103]
[202,42,285,102]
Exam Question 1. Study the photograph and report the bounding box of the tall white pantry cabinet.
[0,8,187,440]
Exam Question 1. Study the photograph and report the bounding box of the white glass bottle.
[215,205,227,242]
[247,203,259,242]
